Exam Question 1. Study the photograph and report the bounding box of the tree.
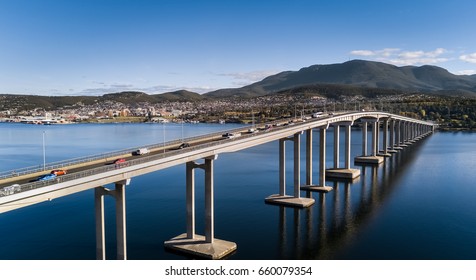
[420,109,426,118]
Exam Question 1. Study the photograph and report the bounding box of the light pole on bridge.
[163,122,166,154]
[42,131,46,171]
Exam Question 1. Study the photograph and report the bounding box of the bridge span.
[0,111,435,259]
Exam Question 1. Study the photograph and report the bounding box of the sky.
[1,0,476,96]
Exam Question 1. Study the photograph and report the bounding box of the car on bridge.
[312,112,323,118]
[36,174,57,181]
[51,169,67,176]
[222,132,241,139]
[178,143,190,149]
[0,184,20,196]
[113,158,126,165]
[132,148,149,156]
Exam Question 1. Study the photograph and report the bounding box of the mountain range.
[204,59,476,97]
[1,60,476,111]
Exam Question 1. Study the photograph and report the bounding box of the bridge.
[0,111,435,259]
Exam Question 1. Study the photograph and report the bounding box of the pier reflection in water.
[275,137,426,259]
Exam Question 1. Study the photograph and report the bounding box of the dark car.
[178,143,190,149]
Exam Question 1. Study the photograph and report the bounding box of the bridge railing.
[0,114,333,197]
[0,114,328,181]
[0,123,253,181]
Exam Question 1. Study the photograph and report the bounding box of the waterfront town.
[0,91,457,126]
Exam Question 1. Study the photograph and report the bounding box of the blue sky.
[1,0,476,96]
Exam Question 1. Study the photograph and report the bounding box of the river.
[0,122,475,260]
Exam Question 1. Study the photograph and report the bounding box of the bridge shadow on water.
[274,137,428,260]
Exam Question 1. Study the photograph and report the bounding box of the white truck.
[312,112,323,118]
[0,184,20,196]
[133,148,150,155]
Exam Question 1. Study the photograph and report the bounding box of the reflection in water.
[277,137,429,259]
[318,193,327,250]
[332,181,340,232]
[278,206,287,258]
[343,182,352,231]
[294,209,301,257]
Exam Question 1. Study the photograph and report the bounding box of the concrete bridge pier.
[362,121,368,156]
[95,179,131,260]
[326,122,360,180]
[410,123,418,142]
[394,120,404,150]
[399,121,410,147]
[408,123,414,142]
[403,122,411,144]
[266,132,315,208]
[416,124,425,140]
[415,124,423,140]
[411,123,417,141]
[378,118,392,157]
[164,156,237,259]
[333,124,340,169]
[416,124,423,138]
[387,119,398,153]
[407,122,415,143]
[302,127,333,193]
[410,123,417,142]
[423,124,432,136]
[375,121,380,154]
[355,119,384,165]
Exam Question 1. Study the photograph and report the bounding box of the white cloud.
[460,53,476,63]
[389,57,449,66]
[378,48,401,57]
[399,51,425,59]
[455,70,476,75]
[349,47,449,65]
[110,83,134,89]
[350,48,400,58]
[350,50,375,56]
[428,48,446,57]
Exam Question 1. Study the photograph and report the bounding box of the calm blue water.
[0,123,475,260]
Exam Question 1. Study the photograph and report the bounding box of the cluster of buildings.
[1,100,192,123]
[0,95,300,123]
[0,92,432,124]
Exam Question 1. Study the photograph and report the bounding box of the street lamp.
[42,131,46,171]
[163,121,166,154]
[181,118,184,142]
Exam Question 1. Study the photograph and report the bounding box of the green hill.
[154,90,205,101]
[204,60,476,98]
